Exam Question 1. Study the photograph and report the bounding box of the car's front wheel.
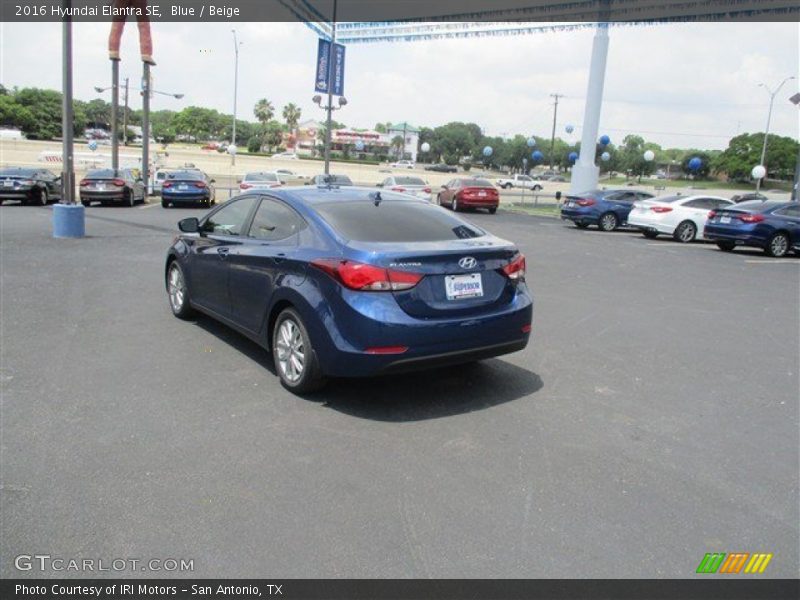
[673,220,697,243]
[598,212,618,231]
[38,188,49,206]
[453,196,461,212]
[488,207,497,214]
[765,232,790,258]
[272,308,326,394]
[126,189,135,207]
[166,261,195,320]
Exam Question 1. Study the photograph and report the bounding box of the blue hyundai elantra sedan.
[164,187,533,393]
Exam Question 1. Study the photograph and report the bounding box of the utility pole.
[122,77,129,145]
[756,76,795,192]
[323,0,338,176]
[231,29,241,166]
[142,63,151,193]
[549,93,563,171]
[111,59,119,171]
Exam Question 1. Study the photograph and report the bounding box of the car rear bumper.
[627,213,672,233]
[703,226,765,247]
[0,190,34,199]
[305,280,533,377]
[162,193,210,202]
[560,207,598,224]
[460,198,499,208]
[80,191,126,201]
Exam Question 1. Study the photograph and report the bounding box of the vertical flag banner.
[314,38,346,96]
[332,43,346,96]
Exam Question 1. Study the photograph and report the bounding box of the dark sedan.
[161,170,216,208]
[704,200,800,257]
[425,163,458,173]
[730,192,768,203]
[165,187,532,394]
[560,189,655,231]
[0,167,61,205]
[80,168,146,207]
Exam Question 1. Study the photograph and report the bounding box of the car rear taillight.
[708,210,717,219]
[162,182,172,188]
[651,206,673,213]
[423,187,431,193]
[240,183,252,190]
[502,254,526,281]
[391,186,406,193]
[739,214,765,223]
[194,181,207,188]
[311,259,423,291]
[112,178,125,187]
[576,198,595,207]
[79,179,88,186]
[521,324,532,334]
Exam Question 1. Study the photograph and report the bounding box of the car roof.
[258,186,417,209]
[731,200,792,212]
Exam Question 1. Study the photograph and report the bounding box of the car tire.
[453,196,460,212]
[272,308,327,394]
[765,232,790,258]
[502,183,512,189]
[716,241,735,252]
[126,189,135,207]
[162,200,169,208]
[575,222,589,229]
[533,185,542,191]
[81,200,91,207]
[673,220,697,243]
[598,212,618,232]
[166,261,196,320]
[38,188,49,206]
[642,230,658,239]
[488,207,497,214]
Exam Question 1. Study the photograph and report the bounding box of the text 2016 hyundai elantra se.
[165,187,533,393]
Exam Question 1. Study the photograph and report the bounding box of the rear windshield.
[461,179,493,187]
[0,168,37,177]
[86,169,117,178]
[656,195,684,203]
[244,172,278,182]
[394,176,426,185]
[169,171,204,180]
[315,200,485,242]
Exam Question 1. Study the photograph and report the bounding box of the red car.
[437,178,500,214]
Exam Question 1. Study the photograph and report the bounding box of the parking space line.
[139,202,160,209]
[745,259,800,265]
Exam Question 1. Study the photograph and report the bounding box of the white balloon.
[751,165,767,180]
[420,142,431,153]
[643,150,655,162]
[227,144,238,155]
[601,151,611,162]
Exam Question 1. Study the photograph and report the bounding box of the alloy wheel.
[168,265,185,312]
[769,234,789,257]
[276,319,305,383]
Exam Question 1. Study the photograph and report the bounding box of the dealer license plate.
[720,216,731,224]
[445,273,484,300]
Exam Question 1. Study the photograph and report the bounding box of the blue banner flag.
[314,38,345,96]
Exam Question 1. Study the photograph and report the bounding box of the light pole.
[231,29,242,166]
[312,93,347,175]
[549,93,563,171]
[95,83,183,146]
[323,0,339,176]
[755,75,795,192]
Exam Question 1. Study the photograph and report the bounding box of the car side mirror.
[178,217,199,233]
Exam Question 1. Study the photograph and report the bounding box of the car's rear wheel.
[598,212,618,231]
[166,261,195,319]
[673,220,697,243]
[488,207,497,214]
[642,230,658,239]
[81,199,91,207]
[716,241,735,252]
[38,188,49,206]
[765,232,789,258]
[533,185,542,191]
[453,196,461,212]
[126,189,135,207]
[272,308,326,394]
[502,183,512,189]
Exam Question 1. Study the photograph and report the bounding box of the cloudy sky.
[1,20,797,150]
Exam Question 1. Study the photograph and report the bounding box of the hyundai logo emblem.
[458,256,478,270]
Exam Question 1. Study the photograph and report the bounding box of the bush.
[247,136,262,153]
[462,163,472,171]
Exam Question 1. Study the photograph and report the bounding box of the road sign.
[315,38,345,96]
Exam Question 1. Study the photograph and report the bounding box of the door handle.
[217,247,230,259]
[274,252,286,264]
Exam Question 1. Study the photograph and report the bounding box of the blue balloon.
[688,156,702,171]
[568,151,579,163]
[88,140,98,151]
[527,138,536,147]
[532,150,544,162]
[354,140,365,151]
[599,135,610,146]
[565,124,574,134]
[483,146,493,157]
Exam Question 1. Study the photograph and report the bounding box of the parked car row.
[561,189,799,258]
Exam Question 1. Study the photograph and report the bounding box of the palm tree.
[253,99,274,125]
[391,135,405,159]
[282,103,302,131]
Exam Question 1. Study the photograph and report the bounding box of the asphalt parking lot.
[1,202,798,578]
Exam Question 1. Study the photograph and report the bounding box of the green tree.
[618,134,655,181]
[83,98,111,128]
[282,102,302,131]
[253,98,274,125]
[714,133,799,181]
[391,135,405,159]
[0,95,35,131]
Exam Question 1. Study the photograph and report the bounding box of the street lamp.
[231,29,243,165]
[312,94,348,174]
[95,83,183,146]
[755,75,796,191]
